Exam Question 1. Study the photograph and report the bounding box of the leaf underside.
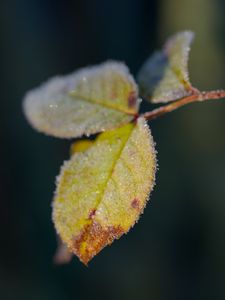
[52,117,156,265]
[23,61,139,138]
[137,31,194,103]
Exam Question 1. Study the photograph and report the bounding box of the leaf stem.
[142,89,225,121]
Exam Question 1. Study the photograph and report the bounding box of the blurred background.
[1,0,225,299]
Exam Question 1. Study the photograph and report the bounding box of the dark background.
[1,0,225,299]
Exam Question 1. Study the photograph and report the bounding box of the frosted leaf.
[23,61,139,138]
[52,118,156,265]
[137,31,194,103]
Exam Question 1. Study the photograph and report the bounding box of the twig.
[142,89,225,121]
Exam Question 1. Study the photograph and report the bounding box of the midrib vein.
[69,92,136,115]
[88,126,134,225]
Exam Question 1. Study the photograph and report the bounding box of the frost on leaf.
[52,118,156,265]
[137,31,194,103]
[23,61,139,138]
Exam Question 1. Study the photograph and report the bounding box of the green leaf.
[52,117,156,265]
[23,61,139,138]
[137,31,194,103]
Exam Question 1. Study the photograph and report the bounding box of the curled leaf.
[53,238,73,265]
[23,62,139,138]
[137,31,195,103]
[52,118,156,265]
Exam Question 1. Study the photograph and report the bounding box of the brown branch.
[142,89,225,121]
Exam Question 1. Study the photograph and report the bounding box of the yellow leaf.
[52,117,156,265]
[23,61,139,138]
[138,31,194,103]
[70,140,94,155]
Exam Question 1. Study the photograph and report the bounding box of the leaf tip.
[70,221,125,265]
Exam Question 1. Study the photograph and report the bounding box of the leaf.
[53,237,73,265]
[70,140,94,155]
[52,117,156,265]
[137,31,195,103]
[23,61,139,138]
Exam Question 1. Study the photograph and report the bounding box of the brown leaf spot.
[131,198,140,209]
[88,209,96,219]
[128,91,137,108]
[71,221,124,265]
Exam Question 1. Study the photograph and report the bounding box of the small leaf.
[137,31,195,103]
[70,140,94,155]
[53,238,73,265]
[52,118,156,265]
[23,61,139,138]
